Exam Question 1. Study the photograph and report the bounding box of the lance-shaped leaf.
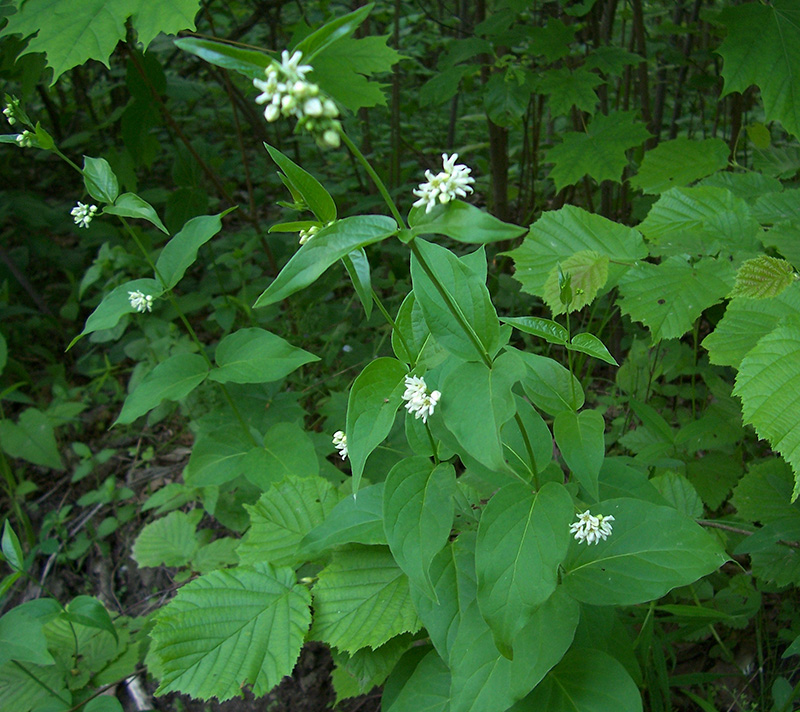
[254,215,396,307]
[730,255,797,299]
[310,545,421,653]
[562,498,728,606]
[568,333,618,366]
[174,37,270,80]
[501,395,554,478]
[733,322,800,498]
[343,248,372,319]
[264,144,337,224]
[554,409,605,501]
[208,328,318,385]
[383,458,456,601]
[150,563,311,701]
[155,213,225,290]
[408,200,525,244]
[104,193,168,234]
[631,137,730,194]
[475,481,573,658]
[346,358,407,493]
[501,316,568,345]
[115,353,209,425]
[542,250,609,315]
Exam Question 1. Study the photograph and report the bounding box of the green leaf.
[83,156,119,204]
[294,4,373,61]
[129,0,201,47]
[174,37,270,80]
[0,608,54,667]
[132,511,198,568]
[631,138,730,194]
[383,459,456,601]
[584,46,641,75]
[383,648,450,712]
[502,395,554,478]
[733,322,800,498]
[254,215,396,307]
[408,200,525,244]
[243,422,319,490]
[542,250,609,315]
[730,255,796,299]
[618,256,734,343]
[513,648,642,712]
[0,658,70,709]
[333,635,415,699]
[84,697,123,712]
[392,293,439,366]
[515,349,584,416]
[155,213,224,290]
[151,563,311,701]
[568,333,618,366]
[0,331,6,376]
[343,248,372,319]
[501,316,568,345]
[545,111,651,191]
[554,410,605,501]
[1,521,23,571]
[310,545,421,653]
[208,328,318,385]
[527,18,575,61]
[537,67,603,116]
[475,482,573,659]
[238,475,338,567]
[562,498,728,606]
[732,459,799,524]
[346,357,408,493]
[651,472,704,519]
[183,425,253,487]
[63,596,118,644]
[718,0,800,139]
[734,517,800,587]
[104,192,169,234]
[115,353,209,424]
[0,408,63,470]
[264,144,336,224]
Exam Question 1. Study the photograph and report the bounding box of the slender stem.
[371,288,412,361]
[514,412,539,489]
[424,423,440,464]
[565,310,576,405]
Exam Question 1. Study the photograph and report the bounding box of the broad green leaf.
[346,357,407,493]
[763,220,800,270]
[718,1,800,139]
[392,293,447,369]
[475,482,573,658]
[501,395,554,478]
[383,648,450,712]
[301,483,386,557]
[343,248,372,319]
[238,475,338,567]
[242,422,319,490]
[84,697,123,712]
[191,538,239,574]
[733,322,800,497]
[701,171,783,202]
[542,250,609,315]
[568,333,618,366]
[0,658,70,710]
[730,255,796,299]
[563,498,728,605]
[732,459,799,523]
[527,18,575,61]
[631,138,730,194]
[537,67,603,116]
[545,111,651,191]
[1,521,23,571]
[183,425,253,487]
[132,511,198,567]
[507,205,646,299]
[408,200,525,244]
[420,64,476,106]
[501,316,568,345]
[583,45,640,74]
[83,156,118,204]
[155,213,224,290]
[254,215,396,307]
[513,648,642,712]
[383,459,456,600]
[151,563,311,701]
[116,353,209,424]
[103,192,168,233]
[0,408,63,470]
[0,608,54,667]
[294,4,373,61]
[174,37,270,79]
[733,517,800,587]
[264,144,336,224]
[618,256,734,343]
[310,545,421,653]
[515,349,584,415]
[411,238,500,361]
[651,472,704,519]
[63,596,118,644]
[208,328,318,385]
[554,410,605,501]
[332,635,415,700]
[753,188,800,224]
[686,450,742,511]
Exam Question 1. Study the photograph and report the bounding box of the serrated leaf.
[537,67,603,116]
[545,111,651,191]
[631,138,730,194]
[311,545,421,653]
[730,255,796,299]
[408,200,525,244]
[0,408,63,470]
[527,18,575,61]
[264,144,336,224]
[104,192,169,234]
[132,511,198,567]
[151,563,311,701]
[583,46,641,75]
[155,213,224,290]
[542,251,609,315]
[732,459,799,524]
[734,517,800,587]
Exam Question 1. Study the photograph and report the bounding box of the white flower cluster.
[71,201,98,228]
[570,510,615,545]
[128,290,153,313]
[332,430,348,460]
[15,130,33,148]
[412,153,475,213]
[253,50,341,148]
[299,225,319,245]
[402,375,441,424]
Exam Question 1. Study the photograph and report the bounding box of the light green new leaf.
[183,425,254,487]
[63,596,118,644]
[631,138,730,194]
[116,353,208,424]
[0,608,54,667]
[383,459,456,601]
[545,111,651,191]
[563,498,728,605]
[730,256,796,299]
[568,333,618,366]
[104,192,169,234]
[515,349,584,416]
[383,648,450,712]
[242,422,319,490]
[238,475,338,567]
[208,328,318,385]
[83,156,118,204]
[718,0,800,139]
[513,648,642,712]
[1,521,24,571]
[346,357,408,493]
[254,215,396,307]
[310,545,421,653]
[618,256,733,343]
[408,200,526,244]
[733,322,800,497]
[554,409,605,501]
[0,408,63,470]
[174,37,270,80]
[537,67,603,116]
[132,511,198,567]
[155,213,224,290]
[264,144,336,224]
[542,250,609,315]
[151,563,311,701]
[475,482,573,658]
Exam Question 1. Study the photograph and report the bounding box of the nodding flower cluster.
[569,510,615,545]
[253,50,341,149]
[412,153,475,213]
[332,430,348,460]
[402,375,441,424]
[71,201,97,228]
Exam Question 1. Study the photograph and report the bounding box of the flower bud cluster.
[569,510,615,545]
[15,130,34,148]
[298,225,320,245]
[3,96,20,125]
[412,153,475,213]
[402,375,441,424]
[253,50,341,149]
[71,201,98,228]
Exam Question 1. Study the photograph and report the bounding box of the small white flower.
[402,374,441,424]
[15,130,34,148]
[281,50,312,79]
[570,510,615,545]
[70,201,98,228]
[332,430,348,460]
[128,289,153,313]
[412,153,475,213]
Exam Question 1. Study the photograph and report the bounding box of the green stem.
[371,289,413,362]
[424,422,440,464]
[514,412,539,489]
[565,311,576,405]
